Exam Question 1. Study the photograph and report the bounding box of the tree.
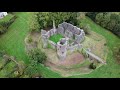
[95,13,104,25]
[113,23,120,37]
[86,12,99,21]
[26,48,46,78]
[28,48,47,65]
[100,13,111,28]
[107,20,116,31]
[86,12,120,38]
[83,24,91,35]
[37,12,78,30]
[29,12,39,32]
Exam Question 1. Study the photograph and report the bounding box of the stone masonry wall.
[41,22,85,60]
[57,38,67,60]
[67,44,82,53]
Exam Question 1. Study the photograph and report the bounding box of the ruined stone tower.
[57,38,67,60]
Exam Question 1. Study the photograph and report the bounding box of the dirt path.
[57,52,85,66]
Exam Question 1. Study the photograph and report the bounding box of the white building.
[0,12,8,19]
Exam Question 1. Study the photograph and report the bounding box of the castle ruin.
[41,22,85,60]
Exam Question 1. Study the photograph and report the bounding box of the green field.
[69,17,120,78]
[0,12,30,64]
[49,34,63,43]
[0,13,120,78]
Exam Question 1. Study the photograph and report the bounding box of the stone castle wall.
[41,22,85,60]
[57,38,67,60]
[67,44,83,53]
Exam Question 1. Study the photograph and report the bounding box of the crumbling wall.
[57,38,67,60]
[67,44,82,53]
[48,40,57,49]
[85,49,106,64]
[41,22,85,60]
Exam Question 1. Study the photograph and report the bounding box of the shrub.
[0,25,7,34]
[27,35,33,43]
[0,15,17,28]
[0,15,17,34]
[28,48,47,65]
[82,24,91,35]
[89,62,96,69]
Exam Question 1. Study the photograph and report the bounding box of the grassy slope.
[0,12,62,78]
[0,12,30,64]
[0,13,120,78]
[40,16,120,78]
[69,17,120,78]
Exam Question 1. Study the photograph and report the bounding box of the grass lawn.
[49,34,63,43]
[37,64,62,78]
[0,12,63,78]
[68,17,120,78]
[0,12,31,64]
[0,13,120,78]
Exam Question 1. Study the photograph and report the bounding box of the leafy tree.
[100,13,111,28]
[113,23,120,37]
[86,12,99,21]
[107,20,116,31]
[29,12,39,32]
[95,13,104,24]
[28,48,47,65]
[37,12,78,30]
[0,15,17,34]
[86,12,120,37]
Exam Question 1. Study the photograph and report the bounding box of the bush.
[0,25,7,34]
[82,24,90,35]
[27,35,33,43]
[28,48,47,65]
[89,62,96,69]
[0,15,17,34]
